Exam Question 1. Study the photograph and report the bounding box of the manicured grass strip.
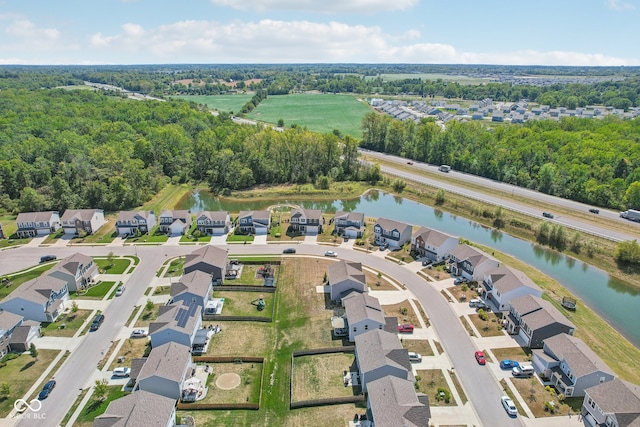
[94,258,131,274]
[81,281,115,299]
[74,386,126,425]
[171,94,253,113]
[1,264,55,300]
[60,387,90,427]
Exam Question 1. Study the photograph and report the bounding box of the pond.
[178,190,640,348]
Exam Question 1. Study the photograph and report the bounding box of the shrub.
[435,189,446,205]
[436,387,451,403]
[1,353,20,363]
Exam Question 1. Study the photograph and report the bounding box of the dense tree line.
[361,112,640,210]
[0,88,364,215]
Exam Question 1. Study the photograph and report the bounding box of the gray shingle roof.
[48,252,93,276]
[136,341,192,383]
[512,295,575,330]
[343,292,384,325]
[334,211,365,224]
[354,329,409,374]
[15,211,58,223]
[375,218,410,233]
[290,208,322,221]
[4,275,68,304]
[93,390,176,427]
[116,210,152,222]
[61,209,102,222]
[328,260,365,287]
[486,265,541,294]
[238,210,270,223]
[544,334,614,378]
[184,245,228,271]
[451,244,495,266]
[195,211,228,222]
[170,270,211,299]
[149,300,201,336]
[585,379,640,420]
[367,376,430,427]
[0,311,23,333]
[412,226,455,246]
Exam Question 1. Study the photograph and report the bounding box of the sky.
[0,0,639,66]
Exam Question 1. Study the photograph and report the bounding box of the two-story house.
[237,210,271,235]
[46,252,98,292]
[482,265,543,312]
[411,226,458,262]
[183,245,228,285]
[135,341,195,401]
[115,210,156,236]
[158,210,191,235]
[366,376,430,427]
[289,208,323,235]
[581,379,640,427]
[507,294,575,349]
[94,390,177,427]
[194,211,231,235]
[149,301,203,349]
[170,270,213,314]
[15,211,61,238]
[328,260,367,301]
[342,292,385,342]
[0,311,23,357]
[448,245,500,282]
[532,333,615,397]
[373,218,412,250]
[0,276,69,322]
[333,211,365,238]
[60,209,105,235]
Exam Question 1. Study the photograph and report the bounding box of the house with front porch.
[366,376,430,427]
[448,245,500,282]
[15,211,61,238]
[60,209,105,235]
[149,301,203,349]
[373,218,412,250]
[342,292,385,342]
[328,260,367,301]
[532,333,615,397]
[333,211,365,238]
[195,211,231,235]
[46,252,98,292]
[158,210,191,235]
[0,276,69,322]
[237,210,271,235]
[507,294,575,349]
[580,379,640,427]
[411,227,458,263]
[115,210,155,236]
[289,208,323,235]
[135,341,195,401]
[183,245,227,284]
[93,390,177,427]
[482,265,543,312]
[170,270,213,313]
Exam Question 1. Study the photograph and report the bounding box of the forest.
[360,113,640,210]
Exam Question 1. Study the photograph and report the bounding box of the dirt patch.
[415,369,456,406]
[381,300,421,327]
[468,313,505,337]
[363,269,399,290]
[216,373,241,390]
[447,285,478,303]
[400,339,434,357]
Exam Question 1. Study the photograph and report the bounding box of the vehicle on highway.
[620,209,640,222]
[407,161,414,165]
[542,212,554,219]
[589,208,600,214]
[438,164,451,172]
[398,324,414,333]
[501,396,518,417]
[90,314,105,331]
[131,329,148,338]
[512,364,534,377]
[475,351,486,365]
[324,250,338,257]
[499,360,520,370]
[282,248,296,254]
[115,285,125,296]
[113,367,130,377]
[38,379,56,400]
[40,255,57,263]
[408,352,422,362]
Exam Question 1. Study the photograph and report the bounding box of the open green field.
[172,95,253,113]
[247,94,372,138]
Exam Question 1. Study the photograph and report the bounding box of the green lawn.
[74,386,126,426]
[180,223,211,243]
[1,264,56,300]
[213,291,274,318]
[94,258,132,274]
[227,233,254,243]
[171,94,253,113]
[127,225,168,243]
[163,256,185,277]
[79,281,115,299]
[246,94,372,138]
[41,309,93,337]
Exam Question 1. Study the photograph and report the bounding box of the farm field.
[171,94,253,113]
[247,94,372,138]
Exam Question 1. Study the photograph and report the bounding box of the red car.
[475,351,486,365]
[398,324,414,333]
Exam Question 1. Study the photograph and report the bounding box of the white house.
[328,260,367,301]
[0,276,69,323]
[448,245,500,282]
[581,379,640,427]
[60,209,105,235]
[342,292,385,342]
[482,265,542,311]
[136,341,195,401]
[170,270,213,314]
[159,210,191,235]
[46,252,98,292]
[149,301,202,349]
[115,210,156,236]
[93,390,177,427]
[0,311,24,357]
[354,329,412,392]
[411,226,458,262]
[333,211,365,238]
[15,211,61,238]
[373,218,412,249]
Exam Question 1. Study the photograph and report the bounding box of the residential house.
[581,379,640,427]
[342,292,385,342]
[195,211,231,235]
[61,209,105,235]
[46,252,98,292]
[237,210,271,235]
[170,270,213,313]
[135,341,195,401]
[7,320,41,353]
[373,218,412,250]
[448,245,500,282]
[532,334,615,397]
[115,210,156,236]
[354,329,413,392]
[183,245,227,284]
[492,112,504,122]
[15,211,61,238]
[158,210,191,235]
[328,260,367,301]
[0,311,23,357]
[333,211,365,238]
[0,275,69,322]
[289,208,323,235]
[481,265,543,311]
[411,227,458,262]
[366,376,430,427]
[149,301,203,349]
[507,294,575,349]
[93,390,177,427]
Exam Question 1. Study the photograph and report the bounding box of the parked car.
[408,352,422,362]
[475,302,492,312]
[282,248,296,254]
[398,324,414,333]
[38,379,56,400]
[468,299,482,308]
[421,260,432,267]
[115,285,125,296]
[113,367,130,377]
[542,212,554,219]
[499,360,520,370]
[589,208,600,214]
[39,255,57,263]
[90,314,105,331]
[379,242,389,251]
[512,364,534,378]
[501,396,518,417]
[131,329,148,338]
[324,250,338,257]
[474,351,486,365]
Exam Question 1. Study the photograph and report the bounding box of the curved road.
[362,150,640,242]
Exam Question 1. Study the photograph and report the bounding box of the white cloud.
[606,0,635,10]
[85,19,638,66]
[208,0,418,13]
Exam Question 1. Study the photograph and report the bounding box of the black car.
[589,208,600,214]
[282,248,296,254]
[90,314,105,331]
[39,255,57,263]
[542,212,554,219]
[38,379,56,400]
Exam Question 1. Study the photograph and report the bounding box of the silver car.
[501,396,518,417]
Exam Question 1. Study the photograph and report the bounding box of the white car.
[501,396,518,417]
[408,352,422,362]
[324,250,338,257]
[115,286,125,296]
[113,367,130,377]
[131,329,148,338]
